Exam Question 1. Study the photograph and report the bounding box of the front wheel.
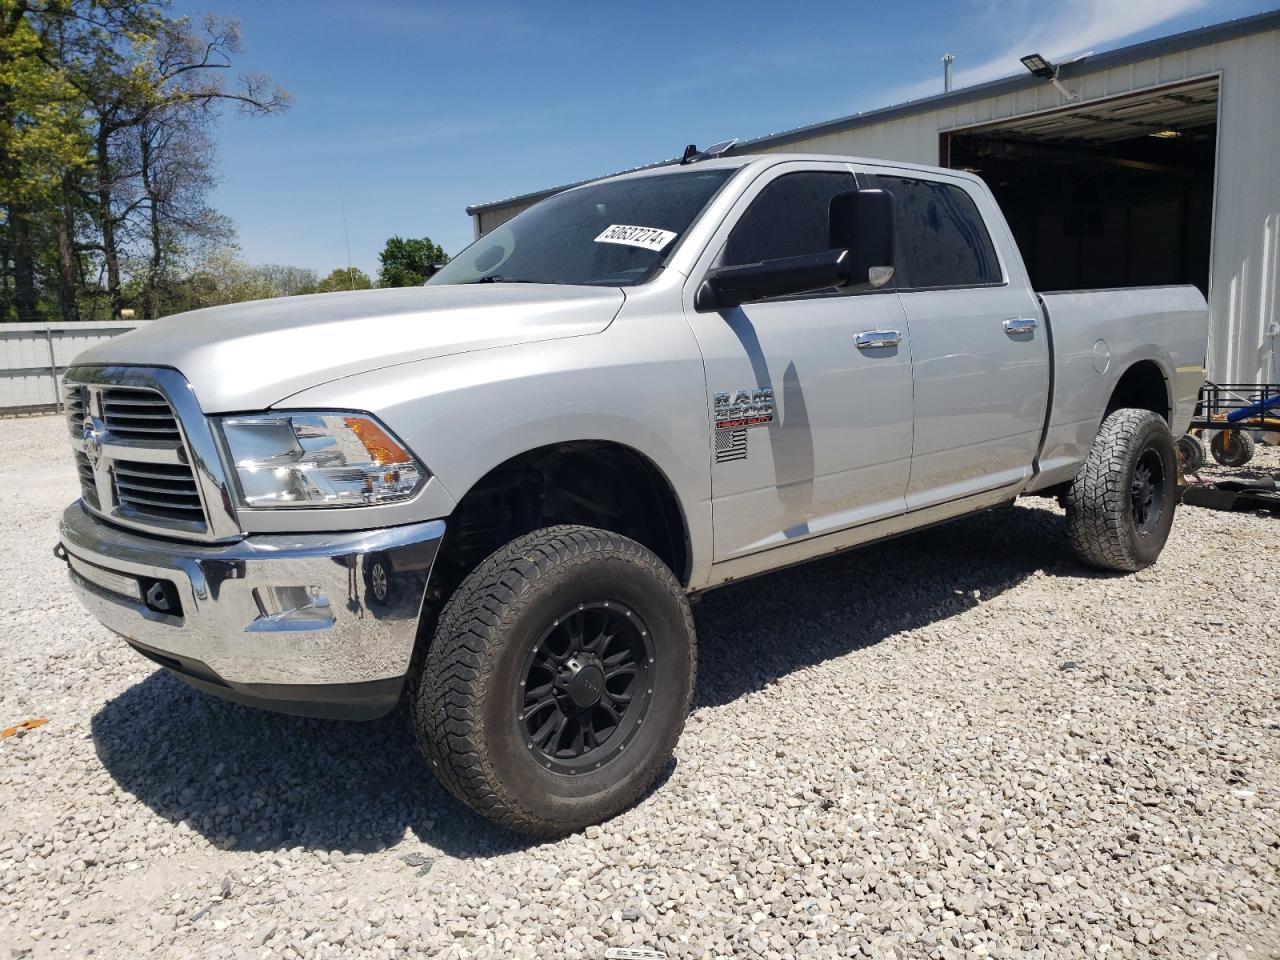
[410,525,696,837]
[1066,408,1177,572]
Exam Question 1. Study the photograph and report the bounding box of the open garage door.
[941,78,1219,295]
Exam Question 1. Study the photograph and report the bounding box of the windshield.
[430,168,736,287]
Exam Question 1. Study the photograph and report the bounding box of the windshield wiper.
[468,275,541,284]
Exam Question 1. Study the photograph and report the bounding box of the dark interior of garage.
[943,83,1218,296]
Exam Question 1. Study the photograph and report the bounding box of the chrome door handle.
[1003,317,1039,334]
[855,330,901,349]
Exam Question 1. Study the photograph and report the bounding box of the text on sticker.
[594,224,678,252]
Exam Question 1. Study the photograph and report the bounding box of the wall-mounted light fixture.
[1020,53,1078,101]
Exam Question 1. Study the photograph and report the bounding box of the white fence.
[0,321,147,414]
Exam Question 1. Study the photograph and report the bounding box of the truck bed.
[1029,284,1209,492]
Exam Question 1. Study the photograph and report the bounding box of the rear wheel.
[1210,429,1255,467]
[410,525,696,837]
[1066,408,1177,572]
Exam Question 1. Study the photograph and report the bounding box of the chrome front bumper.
[58,502,444,719]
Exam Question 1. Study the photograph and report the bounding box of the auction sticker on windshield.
[594,224,678,251]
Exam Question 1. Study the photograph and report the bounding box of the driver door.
[681,163,915,563]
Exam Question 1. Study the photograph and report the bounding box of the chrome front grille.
[63,368,240,542]
[63,381,86,437]
[113,460,205,525]
[101,388,183,442]
[73,451,100,508]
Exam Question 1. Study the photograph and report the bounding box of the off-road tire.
[410,525,696,837]
[1210,429,1255,467]
[1066,408,1177,572]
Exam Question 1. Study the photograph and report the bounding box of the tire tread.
[1066,408,1175,572]
[409,525,695,837]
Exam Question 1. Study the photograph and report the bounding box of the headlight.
[217,412,427,508]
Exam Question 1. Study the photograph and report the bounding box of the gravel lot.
[1,412,1277,960]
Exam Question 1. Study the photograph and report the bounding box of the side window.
[720,171,857,267]
[872,175,1002,288]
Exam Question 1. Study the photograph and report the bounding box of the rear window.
[871,175,1002,288]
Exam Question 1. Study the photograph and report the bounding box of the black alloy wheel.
[518,601,653,774]
[411,525,696,837]
[1130,448,1166,535]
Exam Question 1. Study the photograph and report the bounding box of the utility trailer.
[1178,382,1280,469]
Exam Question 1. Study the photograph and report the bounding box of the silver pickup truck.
[57,153,1208,835]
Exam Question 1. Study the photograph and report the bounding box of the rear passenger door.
[860,168,1048,510]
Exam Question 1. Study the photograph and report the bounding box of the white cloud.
[890,0,1209,104]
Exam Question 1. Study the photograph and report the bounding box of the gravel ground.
[1,412,1277,960]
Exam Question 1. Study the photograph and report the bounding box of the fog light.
[248,586,336,632]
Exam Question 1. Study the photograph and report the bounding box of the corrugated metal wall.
[476,203,536,236]
[471,27,1280,383]
[0,321,146,413]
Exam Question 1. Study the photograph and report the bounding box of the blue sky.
[173,0,1274,278]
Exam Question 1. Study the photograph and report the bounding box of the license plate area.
[68,553,142,601]
[62,548,184,617]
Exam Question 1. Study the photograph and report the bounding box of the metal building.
[466,10,1280,384]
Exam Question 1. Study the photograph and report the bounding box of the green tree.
[377,235,447,287]
[74,13,289,317]
[255,263,319,297]
[134,244,270,314]
[0,2,289,322]
[0,4,97,320]
[317,266,371,293]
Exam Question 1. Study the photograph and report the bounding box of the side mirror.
[695,249,854,311]
[829,188,895,288]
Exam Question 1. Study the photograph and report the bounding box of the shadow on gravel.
[91,677,558,858]
[92,503,1064,857]
[691,502,1074,710]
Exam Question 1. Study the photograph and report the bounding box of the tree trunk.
[95,126,122,318]
[140,128,162,319]
[0,213,12,322]
[10,209,38,322]
[55,173,80,322]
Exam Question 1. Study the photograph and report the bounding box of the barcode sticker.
[594,224,678,251]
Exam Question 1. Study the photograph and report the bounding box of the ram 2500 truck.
[56,153,1208,836]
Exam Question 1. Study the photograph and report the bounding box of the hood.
[72,284,624,412]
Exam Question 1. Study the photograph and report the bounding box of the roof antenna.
[680,144,698,164]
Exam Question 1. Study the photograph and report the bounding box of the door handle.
[855,330,901,350]
[1003,317,1039,334]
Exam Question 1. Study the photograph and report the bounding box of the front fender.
[281,319,716,587]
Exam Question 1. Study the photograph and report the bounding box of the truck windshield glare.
[429,168,735,287]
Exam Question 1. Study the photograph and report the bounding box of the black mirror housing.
[696,249,854,311]
[829,188,895,287]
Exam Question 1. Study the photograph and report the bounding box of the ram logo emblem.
[713,387,774,430]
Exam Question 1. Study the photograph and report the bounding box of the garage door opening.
[941,78,1219,296]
